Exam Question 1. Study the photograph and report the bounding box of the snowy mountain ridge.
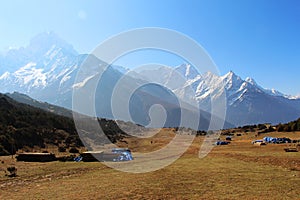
[0,32,299,127]
[173,64,294,100]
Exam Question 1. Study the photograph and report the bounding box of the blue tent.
[263,137,277,143]
[112,148,133,161]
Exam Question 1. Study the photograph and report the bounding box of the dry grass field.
[0,130,300,199]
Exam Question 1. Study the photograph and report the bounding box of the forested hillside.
[277,118,300,132]
[0,94,127,155]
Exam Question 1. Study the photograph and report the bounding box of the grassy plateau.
[0,129,299,200]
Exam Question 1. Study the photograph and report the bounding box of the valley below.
[1,2,300,200]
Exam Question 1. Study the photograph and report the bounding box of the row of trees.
[277,118,300,132]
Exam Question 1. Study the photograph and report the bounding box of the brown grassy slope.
[0,130,299,200]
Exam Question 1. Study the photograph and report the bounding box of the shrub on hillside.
[69,147,79,153]
[58,146,67,152]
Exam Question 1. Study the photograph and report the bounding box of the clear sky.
[0,0,299,95]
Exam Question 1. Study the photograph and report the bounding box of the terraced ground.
[0,130,299,200]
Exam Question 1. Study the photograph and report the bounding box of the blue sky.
[0,0,300,95]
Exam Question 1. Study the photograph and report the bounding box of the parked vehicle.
[252,140,264,144]
[215,141,230,145]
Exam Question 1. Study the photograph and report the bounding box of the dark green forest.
[0,94,127,155]
[277,118,300,132]
[0,94,79,155]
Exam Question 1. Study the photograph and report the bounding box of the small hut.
[16,153,56,162]
[80,151,104,162]
[81,148,133,162]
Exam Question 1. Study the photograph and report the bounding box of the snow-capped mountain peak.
[175,63,200,80]
[222,70,241,82]
[245,77,257,86]
[28,31,78,56]
[221,70,243,91]
[0,32,83,94]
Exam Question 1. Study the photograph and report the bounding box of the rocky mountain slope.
[0,32,299,127]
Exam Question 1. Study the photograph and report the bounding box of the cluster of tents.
[263,137,292,144]
[252,137,293,145]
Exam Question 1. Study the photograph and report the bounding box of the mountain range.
[0,32,299,128]
[150,65,300,126]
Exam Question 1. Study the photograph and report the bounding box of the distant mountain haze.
[0,32,299,128]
